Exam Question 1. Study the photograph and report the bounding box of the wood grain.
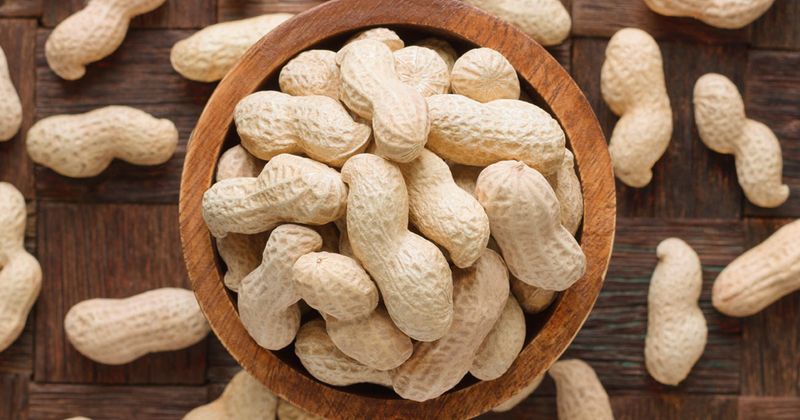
[738,396,800,420]
[749,0,800,50]
[0,374,27,420]
[41,0,215,29]
[218,0,326,21]
[0,0,40,17]
[34,202,206,385]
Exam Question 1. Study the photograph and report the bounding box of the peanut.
[326,306,413,371]
[277,400,322,420]
[216,145,265,181]
[451,48,520,103]
[338,40,430,163]
[601,28,672,188]
[45,0,167,80]
[645,238,707,386]
[341,154,453,342]
[26,106,178,178]
[470,295,526,380]
[427,95,565,175]
[549,359,614,420]
[184,370,278,420]
[492,373,544,412]
[546,150,583,236]
[295,319,393,387]
[392,249,509,401]
[0,46,22,142]
[279,50,340,100]
[202,154,348,238]
[644,0,776,29]
[344,28,404,53]
[393,46,450,97]
[712,220,800,317]
[416,38,458,71]
[462,0,571,46]
[171,14,294,82]
[476,161,586,291]
[0,182,41,352]
[234,91,371,167]
[693,73,789,208]
[64,288,209,365]
[511,277,557,314]
[238,225,322,350]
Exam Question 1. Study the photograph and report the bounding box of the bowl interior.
[179,0,615,418]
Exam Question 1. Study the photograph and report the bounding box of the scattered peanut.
[394,46,451,97]
[279,50,340,99]
[392,249,509,401]
[511,277,557,314]
[601,28,672,188]
[427,95,565,174]
[416,38,458,71]
[546,150,583,236]
[399,149,490,268]
[462,0,571,46]
[693,73,789,208]
[341,154,453,342]
[0,182,41,352]
[644,0,776,29]
[202,154,348,238]
[184,370,278,420]
[712,220,800,317]
[492,373,544,412]
[235,91,371,166]
[277,400,323,420]
[0,46,22,142]
[645,238,707,386]
[451,48,520,103]
[26,106,178,178]
[45,0,167,80]
[549,359,614,420]
[238,225,322,350]
[64,288,209,365]
[338,40,430,163]
[470,295,526,380]
[171,14,294,82]
[476,161,586,291]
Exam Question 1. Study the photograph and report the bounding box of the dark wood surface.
[0,0,798,419]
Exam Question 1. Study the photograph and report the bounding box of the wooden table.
[0,1,797,418]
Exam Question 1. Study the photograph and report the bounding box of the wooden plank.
[571,0,750,43]
[0,19,36,199]
[0,374,27,420]
[218,0,325,21]
[740,218,799,396]
[738,396,800,420]
[206,335,240,384]
[743,50,800,217]
[479,395,556,419]
[749,0,800,50]
[0,0,41,17]
[35,29,214,204]
[562,218,743,394]
[41,0,215,29]
[27,383,207,420]
[571,38,745,218]
[609,394,739,420]
[34,202,207,385]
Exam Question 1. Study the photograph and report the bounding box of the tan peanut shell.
[277,400,323,420]
[325,306,413,371]
[712,220,800,317]
[549,359,614,420]
[644,0,775,29]
[492,373,544,412]
[392,249,509,402]
[26,106,178,178]
[64,288,210,365]
[338,40,430,163]
[216,145,266,181]
[462,0,571,46]
[0,183,42,352]
[171,13,293,82]
[344,28,405,53]
[394,46,451,97]
[341,154,453,342]
[511,276,557,314]
[238,225,322,350]
[202,154,348,238]
[693,73,789,208]
[399,149,490,268]
[416,38,458,71]
[279,50,340,99]
[295,319,393,387]
[546,150,584,236]
[470,295,526,380]
[44,0,166,80]
[0,46,22,141]
[235,91,371,167]
[451,48,520,103]
[183,370,278,420]
[427,95,566,175]
[601,28,672,188]
[645,238,707,386]
[476,161,586,291]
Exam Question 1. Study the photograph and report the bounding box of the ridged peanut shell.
[470,294,526,380]
[549,359,614,420]
[546,150,584,235]
[0,46,22,141]
[394,46,451,97]
[325,306,413,371]
[451,48,520,103]
[292,252,378,320]
[416,38,458,71]
[644,0,775,29]
[462,0,571,46]
[184,370,278,420]
[511,276,557,314]
[216,145,265,181]
[279,50,340,99]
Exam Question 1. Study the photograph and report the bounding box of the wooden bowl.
[179,0,616,418]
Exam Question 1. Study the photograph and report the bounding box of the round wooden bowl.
[179,0,616,418]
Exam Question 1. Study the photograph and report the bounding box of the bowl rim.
[179,0,616,418]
